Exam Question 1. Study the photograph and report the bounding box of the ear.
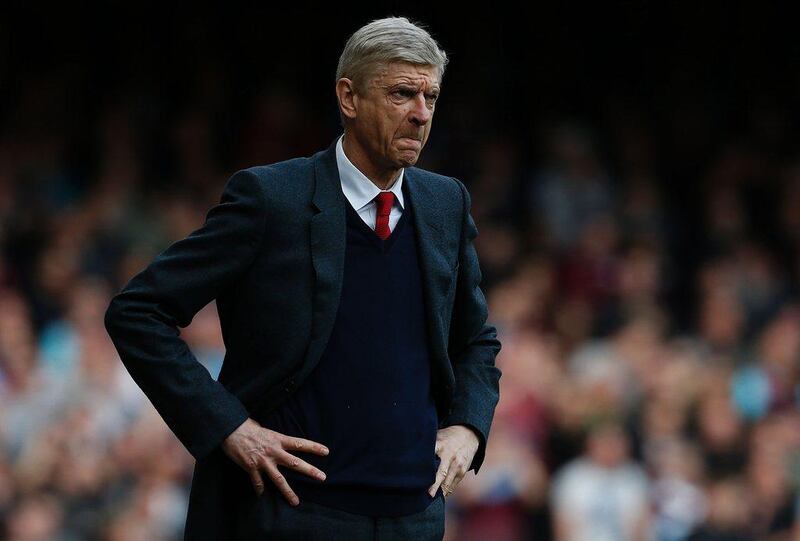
[336,78,358,121]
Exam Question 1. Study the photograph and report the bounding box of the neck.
[342,132,401,190]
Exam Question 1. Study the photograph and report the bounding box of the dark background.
[3,3,799,329]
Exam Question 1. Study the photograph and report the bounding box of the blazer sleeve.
[104,169,266,463]
[439,177,503,475]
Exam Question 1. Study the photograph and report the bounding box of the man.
[104,16,501,540]
[551,421,650,541]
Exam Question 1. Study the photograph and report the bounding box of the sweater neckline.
[343,190,411,253]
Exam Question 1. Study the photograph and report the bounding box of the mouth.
[398,136,422,147]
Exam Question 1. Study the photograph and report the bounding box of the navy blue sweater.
[260,179,442,517]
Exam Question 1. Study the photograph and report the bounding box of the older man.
[104,16,501,540]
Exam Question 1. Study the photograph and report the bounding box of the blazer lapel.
[404,167,455,370]
[303,138,347,375]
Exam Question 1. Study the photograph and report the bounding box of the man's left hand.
[428,424,480,499]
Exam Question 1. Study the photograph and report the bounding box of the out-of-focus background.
[2,3,800,540]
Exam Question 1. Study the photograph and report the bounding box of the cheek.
[384,119,403,142]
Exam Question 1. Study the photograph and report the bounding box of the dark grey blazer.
[104,136,502,537]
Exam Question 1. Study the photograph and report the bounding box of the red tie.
[374,192,395,240]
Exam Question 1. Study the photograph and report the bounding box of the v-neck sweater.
[259,179,441,517]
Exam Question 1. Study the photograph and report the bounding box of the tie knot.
[375,191,395,216]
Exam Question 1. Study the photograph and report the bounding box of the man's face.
[350,61,440,170]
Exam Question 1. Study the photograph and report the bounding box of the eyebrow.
[391,83,441,94]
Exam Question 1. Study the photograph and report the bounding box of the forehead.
[372,61,440,87]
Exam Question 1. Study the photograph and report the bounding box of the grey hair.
[335,16,449,93]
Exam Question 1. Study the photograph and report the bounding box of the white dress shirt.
[335,134,404,232]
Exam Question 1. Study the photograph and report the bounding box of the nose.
[408,93,432,127]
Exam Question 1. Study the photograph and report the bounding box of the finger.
[441,456,467,498]
[428,455,453,497]
[249,466,265,496]
[281,435,330,456]
[277,449,327,482]
[265,462,300,506]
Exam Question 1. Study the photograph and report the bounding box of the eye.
[393,88,415,98]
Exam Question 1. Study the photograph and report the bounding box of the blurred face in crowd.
[337,61,440,184]
[586,423,630,468]
[705,478,751,530]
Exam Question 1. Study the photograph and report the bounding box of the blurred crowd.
[2,8,800,541]
[2,97,800,540]
[448,122,800,541]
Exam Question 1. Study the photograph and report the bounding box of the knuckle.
[264,430,280,446]
[270,471,285,484]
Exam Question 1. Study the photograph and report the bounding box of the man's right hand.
[221,417,329,506]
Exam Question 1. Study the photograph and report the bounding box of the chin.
[397,152,420,167]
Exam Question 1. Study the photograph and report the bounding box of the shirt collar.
[335,133,405,213]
